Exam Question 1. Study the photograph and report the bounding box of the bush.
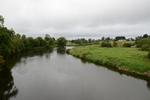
[141,44,150,51]
[136,38,150,48]
[101,41,112,47]
[123,43,132,47]
[113,41,117,47]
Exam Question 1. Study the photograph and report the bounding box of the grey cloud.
[0,0,150,39]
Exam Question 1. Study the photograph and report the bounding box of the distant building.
[115,36,126,41]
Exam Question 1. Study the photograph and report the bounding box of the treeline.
[0,15,67,66]
[0,26,55,65]
[69,36,135,46]
[69,34,150,59]
[135,34,150,59]
[70,38,100,45]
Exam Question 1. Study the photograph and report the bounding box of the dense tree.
[44,34,55,48]
[36,37,45,47]
[143,34,149,38]
[0,15,4,26]
[88,38,92,43]
[101,37,105,40]
[57,37,67,47]
[105,37,111,41]
[115,36,126,41]
[0,15,58,65]
[136,38,150,50]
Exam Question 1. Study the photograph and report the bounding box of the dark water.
[1,47,150,100]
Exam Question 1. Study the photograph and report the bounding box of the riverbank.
[68,46,150,78]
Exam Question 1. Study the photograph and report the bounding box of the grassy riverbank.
[69,46,150,76]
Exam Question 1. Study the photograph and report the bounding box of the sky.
[0,0,150,39]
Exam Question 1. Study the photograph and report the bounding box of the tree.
[44,34,55,47]
[136,38,150,49]
[36,37,45,47]
[115,36,126,41]
[143,34,149,38]
[57,37,67,47]
[44,34,51,41]
[88,38,92,43]
[101,37,105,40]
[0,15,4,26]
[105,37,111,41]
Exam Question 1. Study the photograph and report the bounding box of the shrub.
[136,38,150,48]
[141,44,150,51]
[113,41,117,47]
[101,41,112,47]
[123,43,132,47]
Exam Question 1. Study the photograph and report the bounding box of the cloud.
[0,0,150,39]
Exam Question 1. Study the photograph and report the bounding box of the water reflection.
[6,48,53,69]
[0,67,18,100]
[0,48,53,100]
[57,47,66,54]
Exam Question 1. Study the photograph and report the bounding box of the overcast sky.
[0,0,150,39]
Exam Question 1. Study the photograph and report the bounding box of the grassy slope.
[69,46,150,73]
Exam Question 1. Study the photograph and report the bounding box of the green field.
[69,46,150,73]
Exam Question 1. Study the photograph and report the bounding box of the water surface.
[1,47,150,100]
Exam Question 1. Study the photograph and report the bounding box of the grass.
[69,45,150,73]
[66,42,79,46]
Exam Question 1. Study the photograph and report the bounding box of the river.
[0,47,150,100]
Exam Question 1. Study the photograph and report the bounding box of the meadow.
[69,46,150,74]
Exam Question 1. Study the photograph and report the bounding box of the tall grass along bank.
[69,46,150,77]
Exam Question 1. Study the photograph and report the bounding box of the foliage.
[141,44,150,51]
[101,41,112,47]
[115,36,126,41]
[143,34,149,38]
[0,55,5,66]
[44,34,55,48]
[57,37,67,47]
[123,43,132,47]
[0,15,4,26]
[71,38,100,45]
[0,18,56,61]
[113,41,117,47]
[136,38,150,50]
[69,46,150,73]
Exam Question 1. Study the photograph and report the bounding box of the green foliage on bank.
[56,37,67,47]
[136,38,150,51]
[0,15,57,66]
[101,41,112,47]
[69,46,150,73]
